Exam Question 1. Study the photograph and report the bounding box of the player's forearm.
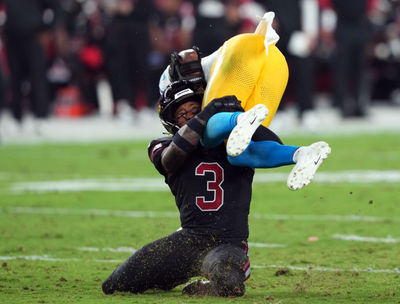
[161,117,207,174]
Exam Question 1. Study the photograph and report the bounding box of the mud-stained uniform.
[102,138,253,294]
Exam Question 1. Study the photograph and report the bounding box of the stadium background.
[0,0,399,142]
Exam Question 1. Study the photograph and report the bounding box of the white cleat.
[287,141,331,190]
[226,104,269,157]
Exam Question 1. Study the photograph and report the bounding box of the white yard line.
[10,178,169,193]
[251,213,392,222]
[78,246,136,253]
[1,254,399,274]
[248,242,286,248]
[333,234,400,243]
[8,170,400,194]
[255,170,400,183]
[253,264,400,274]
[0,255,79,262]
[2,206,178,218]
[3,206,399,223]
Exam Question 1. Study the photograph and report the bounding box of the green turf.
[1,134,400,303]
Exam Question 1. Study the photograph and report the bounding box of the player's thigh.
[202,34,264,109]
[103,230,205,293]
[244,45,288,127]
[134,230,206,287]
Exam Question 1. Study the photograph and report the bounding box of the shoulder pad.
[148,137,172,162]
[149,137,172,147]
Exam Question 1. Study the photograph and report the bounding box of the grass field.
[1,133,400,304]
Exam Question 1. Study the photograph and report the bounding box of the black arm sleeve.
[148,137,172,175]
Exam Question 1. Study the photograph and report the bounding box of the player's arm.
[149,134,200,177]
[160,118,206,174]
[160,96,244,175]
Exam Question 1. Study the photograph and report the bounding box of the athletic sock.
[228,140,298,168]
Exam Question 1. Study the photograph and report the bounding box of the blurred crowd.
[0,0,399,133]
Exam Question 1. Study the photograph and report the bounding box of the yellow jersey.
[202,33,288,128]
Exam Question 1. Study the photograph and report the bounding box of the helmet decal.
[174,88,194,100]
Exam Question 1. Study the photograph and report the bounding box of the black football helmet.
[159,80,204,134]
[169,46,206,90]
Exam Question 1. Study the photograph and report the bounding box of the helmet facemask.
[159,80,204,134]
[169,46,206,91]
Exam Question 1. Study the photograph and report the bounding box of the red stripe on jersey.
[243,260,250,272]
[150,145,167,162]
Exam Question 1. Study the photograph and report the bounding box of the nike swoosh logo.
[250,117,257,125]
[314,156,321,165]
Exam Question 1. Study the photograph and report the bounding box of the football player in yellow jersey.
[158,12,331,190]
[202,16,287,128]
[160,12,286,128]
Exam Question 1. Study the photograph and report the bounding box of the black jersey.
[148,137,254,240]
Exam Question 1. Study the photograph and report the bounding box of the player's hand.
[197,95,244,121]
[211,95,244,113]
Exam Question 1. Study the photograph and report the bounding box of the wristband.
[186,118,205,136]
[196,107,213,121]
[173,133,196,153]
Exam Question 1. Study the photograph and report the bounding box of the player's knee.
[101,266,144,295]
[102,277,115,294]
[202,244,248,297]
[102,273,132,295]
[102,275,144,295]
[210,263,246,297]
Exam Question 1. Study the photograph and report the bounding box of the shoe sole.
[287,141,331,191]
[226,104,269,157]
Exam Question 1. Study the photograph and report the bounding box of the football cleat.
[287,141,331,190]
[182,280,216,296]
[226,104,269,157]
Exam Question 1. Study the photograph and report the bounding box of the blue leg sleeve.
[200,112,241,148]
[228,140,299,168]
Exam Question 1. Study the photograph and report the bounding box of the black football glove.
[196,95,244,122]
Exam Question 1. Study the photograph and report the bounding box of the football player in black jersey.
[102,77,330,297]
[103,81,253,297]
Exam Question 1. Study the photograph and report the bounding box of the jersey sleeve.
[148,137,172,175]
[158,66,171,96]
